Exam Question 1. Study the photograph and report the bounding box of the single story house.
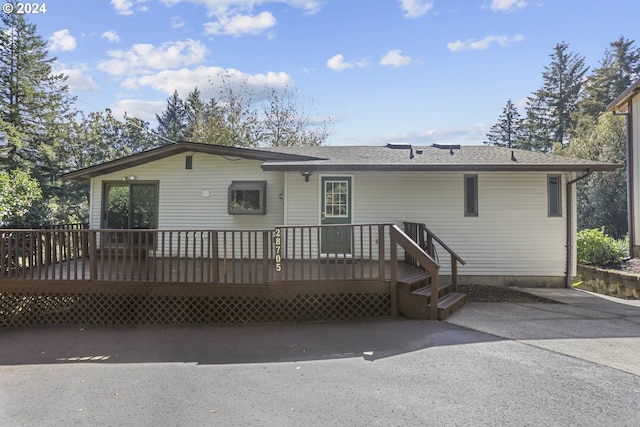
[608,78,640,257]
[62,140,618,288]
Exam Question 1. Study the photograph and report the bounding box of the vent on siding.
[186,155,193,169]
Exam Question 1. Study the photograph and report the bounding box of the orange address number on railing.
[274,227,282,272]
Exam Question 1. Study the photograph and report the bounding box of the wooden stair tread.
[398,271,430,286]
[410,283,450,297]
[436,292,466,309]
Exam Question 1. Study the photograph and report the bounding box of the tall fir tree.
[0,10,73,172]
[524,42,588,152]
[0,9,75,223]
[577,37,640,119]
[566,37,640,239]
[484,99,523,148]
[156,90,190,143]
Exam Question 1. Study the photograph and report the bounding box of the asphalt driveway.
[1,289,639,426]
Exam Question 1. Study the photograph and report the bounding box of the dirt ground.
[459,284,559,303]
[610,257,640,274]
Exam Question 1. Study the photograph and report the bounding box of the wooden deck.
[12,256,423,285]
[1,223,466,325]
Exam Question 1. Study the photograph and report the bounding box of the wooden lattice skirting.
[0,282,391,326]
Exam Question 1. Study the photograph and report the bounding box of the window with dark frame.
[228,181,267,215]
[548,175,562,217]
[464,174,478,217]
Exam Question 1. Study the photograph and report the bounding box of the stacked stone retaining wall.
[577,265,640,300]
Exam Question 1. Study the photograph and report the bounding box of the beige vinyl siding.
[285,170,570,277]
[90,151,284,232]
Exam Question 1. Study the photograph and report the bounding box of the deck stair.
[397,270,466,320]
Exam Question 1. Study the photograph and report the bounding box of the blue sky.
[22,0,640,145]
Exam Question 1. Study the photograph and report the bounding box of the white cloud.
[447,34,524,51]
[121,66,293,98]
[380,50,413,67]
[204,11,276,36]
[159,0,322,16]
[326,54,368,72]
[171,16,186,28]
[398,0,434,18]
[159,0,322,36]
[55,63,100,92]
[490,0,527,13]
[110,99,166,122]
[327,54,353,71]
[111,0,148,15]
[49,29,76,52]
[97,39,207,76]
[361,123,489,146]
[101,30,120,43]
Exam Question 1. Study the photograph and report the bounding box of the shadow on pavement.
[0,318,503,366]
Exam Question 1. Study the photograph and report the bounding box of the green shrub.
[577,228,626,266]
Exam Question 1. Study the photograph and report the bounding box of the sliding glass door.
[102,182,158,245]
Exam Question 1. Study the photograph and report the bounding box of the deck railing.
[403,221,466,292]
[274,224,390,282]
[1,225,395,285]
[389,224,441,319]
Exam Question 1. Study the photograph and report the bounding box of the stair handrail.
[389,224,440,320]
[403,222,466,294]
[420,223,466,266]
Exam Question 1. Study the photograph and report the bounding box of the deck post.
[88,231,97,281]
[451,254,458,293]
[211,231,219,284]
[390,238,398,316]
[378,224,385,281]
[430,270,439,320]
[262,230,270,284]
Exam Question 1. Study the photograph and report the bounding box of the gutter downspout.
[613,104,634,256]
[566,169,593,288]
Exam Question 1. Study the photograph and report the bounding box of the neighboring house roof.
[63,141,619,182]
[607,77,640,112]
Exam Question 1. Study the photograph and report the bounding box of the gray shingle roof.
[63,141,620,182]
[259,145,620,172]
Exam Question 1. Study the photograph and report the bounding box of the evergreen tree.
[524,42,588,151]
[566,113,627,238]
[578,37,640,118]
[565,37,640,239]
[0,10,73,172]
[484,99,523,148]
[0,9,74,224]
[156,90,189,142]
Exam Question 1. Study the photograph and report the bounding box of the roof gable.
[62,141,323,182]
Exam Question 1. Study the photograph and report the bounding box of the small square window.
[228,181,266,215]
[464,175,478,217]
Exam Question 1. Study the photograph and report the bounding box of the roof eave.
[607,78,640,111]
[261,163,621,172]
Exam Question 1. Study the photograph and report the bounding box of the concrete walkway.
[1,289,639,426]
[446,288,640,376]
